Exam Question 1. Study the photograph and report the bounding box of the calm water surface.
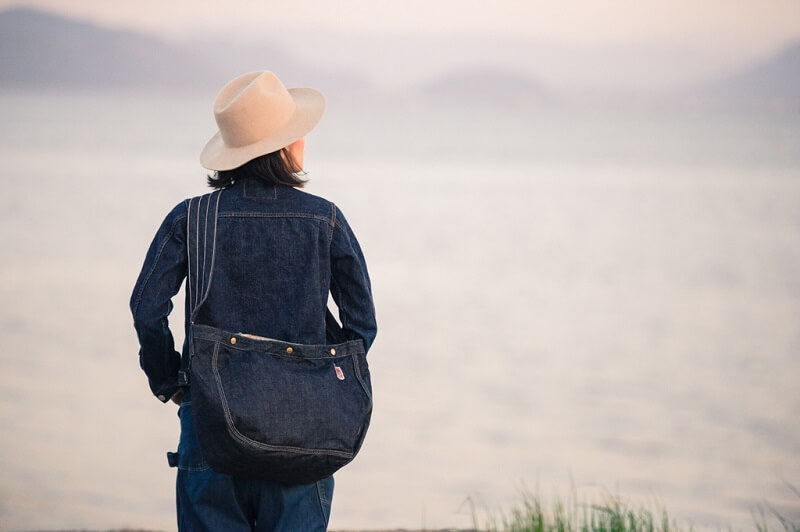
[0,90,798,530]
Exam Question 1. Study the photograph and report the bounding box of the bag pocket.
[211,341,371,455]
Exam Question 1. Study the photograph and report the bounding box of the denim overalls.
[130,179,377,530]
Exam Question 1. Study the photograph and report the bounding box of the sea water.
[0,89,798,530]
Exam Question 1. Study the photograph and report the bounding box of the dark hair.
[207,148,307,189]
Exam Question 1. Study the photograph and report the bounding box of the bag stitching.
[352,355,373,403]
[210,339,354,459]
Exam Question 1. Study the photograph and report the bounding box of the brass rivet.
[330,348,336,356]
[230,337,237,345]
[286,347,293,354]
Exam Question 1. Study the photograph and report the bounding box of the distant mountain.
[4,6,797,111]
[410,68,554,108]
[0,7,377,101]
[686,41,800,108]
[0,7,214,89]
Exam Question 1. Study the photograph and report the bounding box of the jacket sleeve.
[129,201,188,402]
[330,205,377,353]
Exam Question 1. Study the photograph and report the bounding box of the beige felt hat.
[200,71,326,171]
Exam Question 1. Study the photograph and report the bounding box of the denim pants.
[171,391,334,531]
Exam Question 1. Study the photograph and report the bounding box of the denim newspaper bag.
[184,190,373,484]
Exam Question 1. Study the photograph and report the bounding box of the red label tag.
[334,366,345,380]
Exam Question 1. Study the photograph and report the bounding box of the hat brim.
[199,87,326,171]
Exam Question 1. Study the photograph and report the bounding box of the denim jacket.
[130,179,377,403]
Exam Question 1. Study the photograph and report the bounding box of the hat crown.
[213,71,297,149]
[200,71,325,171]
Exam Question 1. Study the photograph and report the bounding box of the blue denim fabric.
[174,391,334,531]
[131,179,375,528]
[188,324,372,484]
[130,179,377,403]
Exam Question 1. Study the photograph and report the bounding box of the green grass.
[467,484,799,532]
[753,483,800,532]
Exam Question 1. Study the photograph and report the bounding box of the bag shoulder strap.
[186,189,222,323]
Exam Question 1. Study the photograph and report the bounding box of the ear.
[288,137,305,153]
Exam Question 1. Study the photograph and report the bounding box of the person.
[130,71,377,531]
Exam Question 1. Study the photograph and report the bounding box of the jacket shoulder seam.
[328,204,337,240]
[218,212,332,224]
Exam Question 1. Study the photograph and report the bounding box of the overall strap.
[186,189,222,322]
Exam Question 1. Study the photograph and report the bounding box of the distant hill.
[686,41,800,108]
[0,7,214,89]
[0,7,377,101]
[3,6,798,111]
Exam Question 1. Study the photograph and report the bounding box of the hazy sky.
[4,0,800,48]
[3,0,800,91]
